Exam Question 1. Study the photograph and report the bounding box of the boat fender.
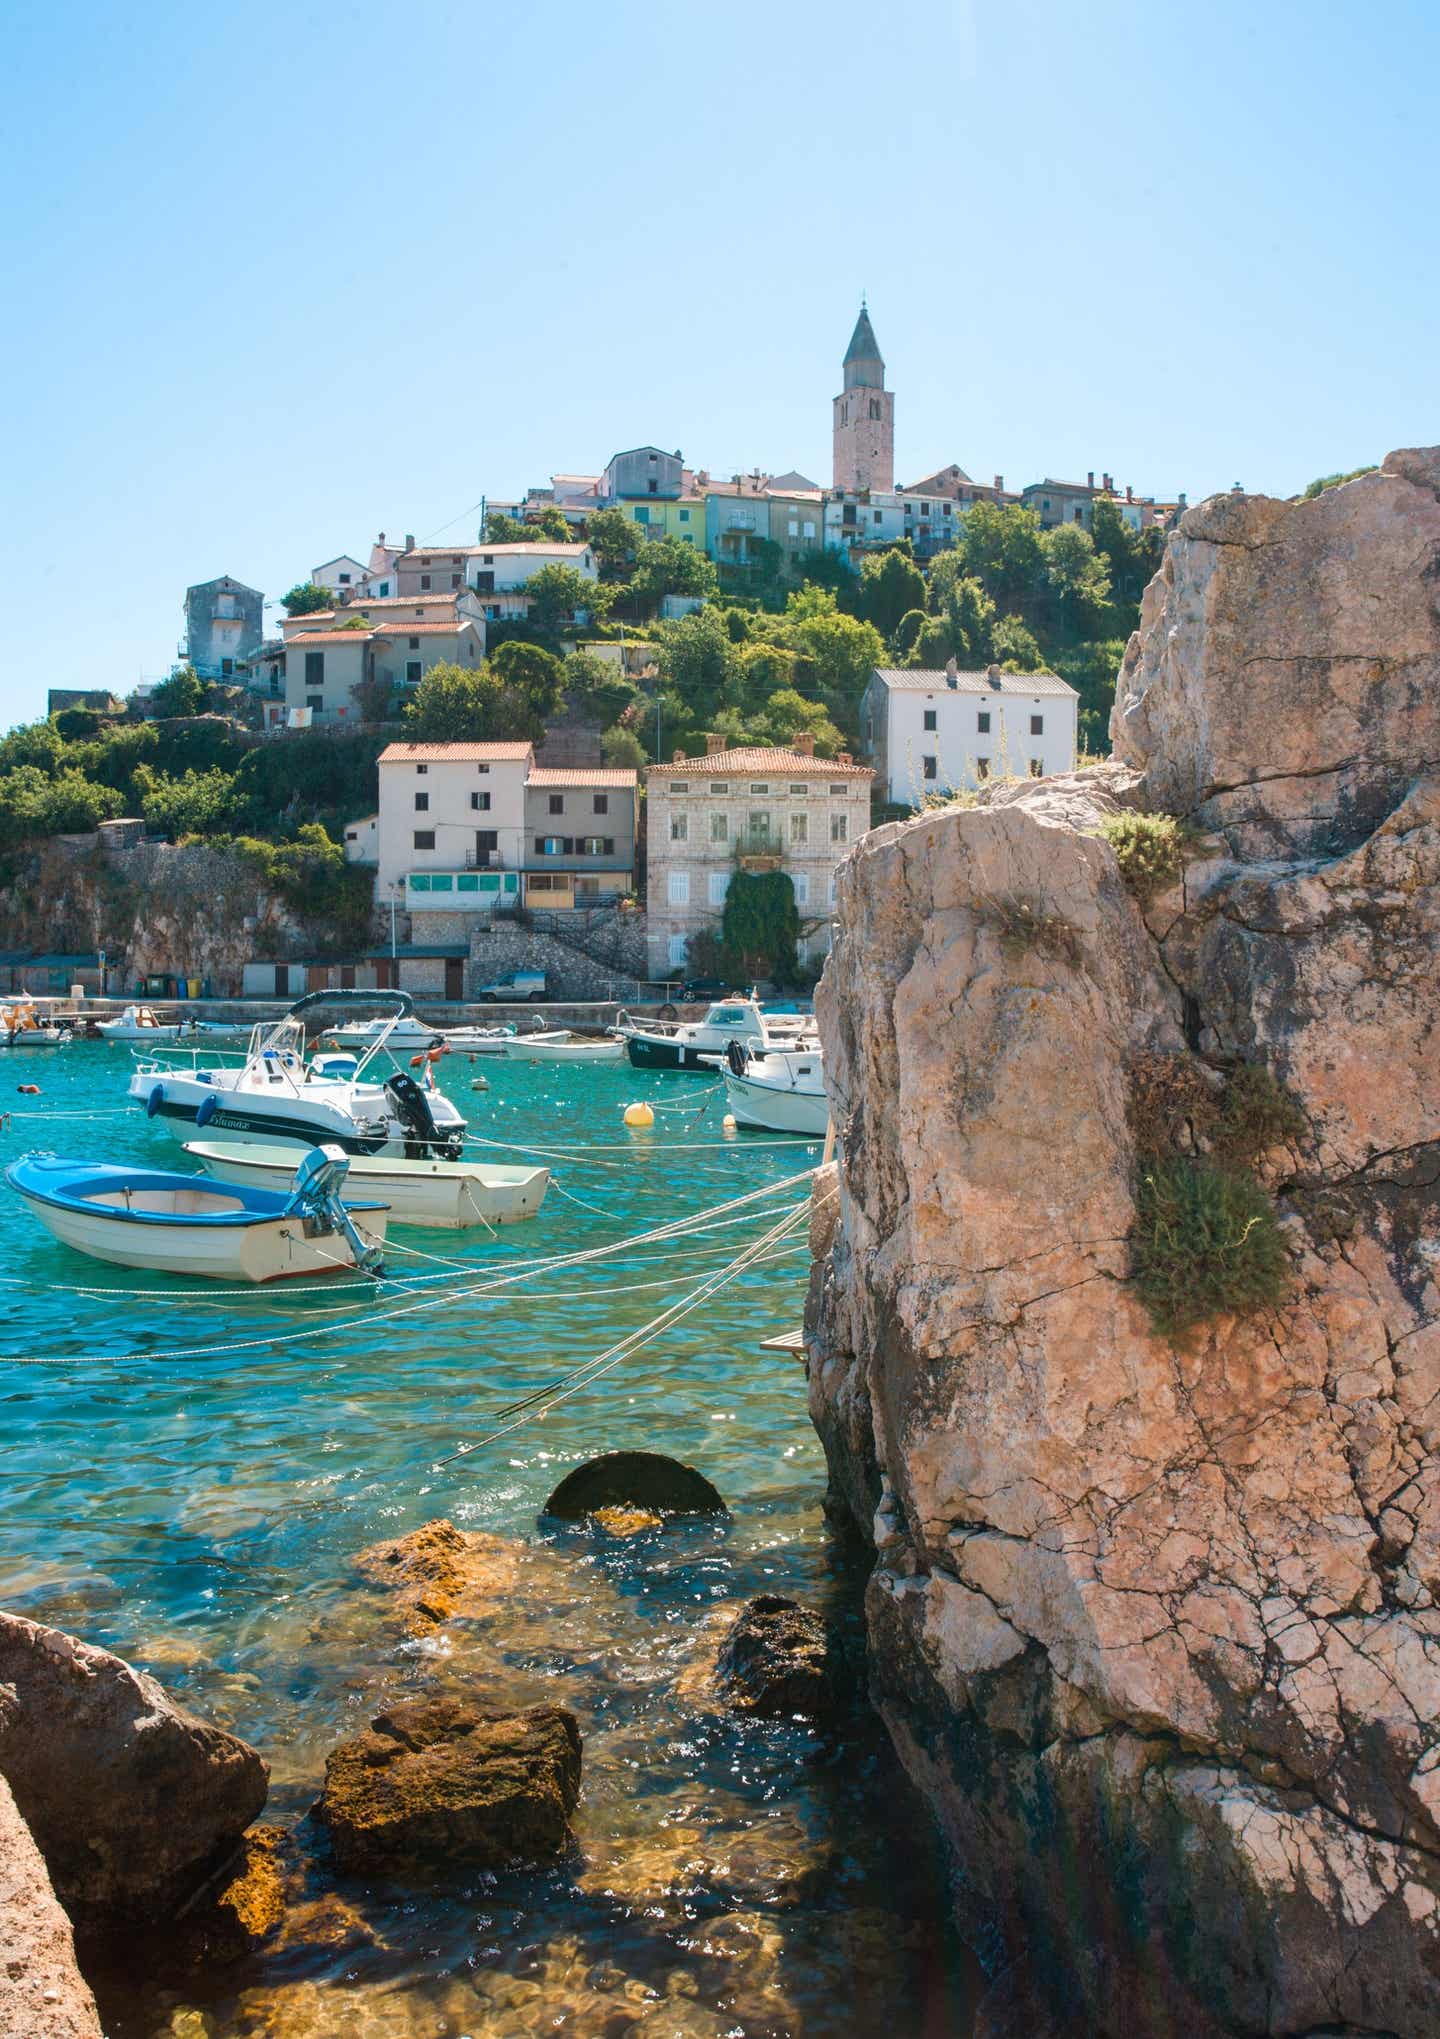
[195,1093,218,1128]
[725,1039,750,1078]
[146,1082,165,1117]
[408,1053,425,1070]
[17,1084,40,1097]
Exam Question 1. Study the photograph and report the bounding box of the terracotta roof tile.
[646,746,872,778]
[378,742,533,764]
[527,767,637,787]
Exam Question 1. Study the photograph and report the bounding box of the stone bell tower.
[832,303,894,492]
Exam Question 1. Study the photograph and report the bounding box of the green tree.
[481,512,531,544]
[532,506,572,542]
[281,583,332,616]
[774,588,883,734]
[757,687,845,755]
[957,503,1047,613]
[721,870,800,985]
[150,668,205,718]
[523,563,608,639]
[0,720,67,774]
[628,535,719,614]
[653,607,738,723]
[404,661,530,742]
[587,506,642,574]
[134,764,238,838]
[909,569,996,669]
[491,640,566,728]
[857,548,926,642]
[992,615,1046,671]
[1041,524,1112,630]
[561,648,614,695]
[601,724,646,770]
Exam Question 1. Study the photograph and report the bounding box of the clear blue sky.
[3,0,1435,725]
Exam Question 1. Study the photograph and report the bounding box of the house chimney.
[993,474,1003,492]
[673,749,686,763]
[987,664,1003,689]
[378,530,386,545]
[837,752,853,767]
[945,656,959,689]
[793,732,815,757]
[1086,471,1094,489]
[1126,485,1133,503]
[705,732,725,755]
[405,532,415,551]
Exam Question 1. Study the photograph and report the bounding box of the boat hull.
[9,1181,388,1283]
[501,1037,623,1064]
[624,1035,719,1072]
[722,1071,829,1137]
[185,1141,549,1229]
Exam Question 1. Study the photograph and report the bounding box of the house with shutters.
[643,737,873,979]
[861,662,1079,806]
[368,742,638,925]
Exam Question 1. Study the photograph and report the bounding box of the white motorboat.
[721,1040,829,1137]
[1,998,73,1048]
[185,1138,549,1230]
[125,990,468,1158]
[617,998,814,1073]
[319,1015,448,1051]
[97,1005,239,1043]
[7,1146,388,1283]
[499,1031,623,1064]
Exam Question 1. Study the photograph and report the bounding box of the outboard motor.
[285,1144,385,1277]
[383,1069,458,1158]
[725,1038,750,1078]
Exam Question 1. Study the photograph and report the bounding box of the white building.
[374,742,639,922]
[394,541,596,598]
[643,738,873,979]
[861,663,1079,806]
[310,555,369,596]
[824,489,906,557]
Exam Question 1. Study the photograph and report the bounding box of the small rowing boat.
[499,1032,624,1064]
[184,1138,549,1230]
[7,1146,389,1282]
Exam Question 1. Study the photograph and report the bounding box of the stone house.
[861,663,1079,804]
[183,575,263,681]
[280,620,484,725]
[643,737,874,978]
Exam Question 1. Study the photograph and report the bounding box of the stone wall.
[806,451,1440,2036]
[466,916,649,1001]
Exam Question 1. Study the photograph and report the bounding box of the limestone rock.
[199,1825,295,1959]
[714,1596,838,1719]
[0,1610,269,1924]
[315,1695,582,1872]
[806,453,1440,2034]
[0,1772,102,2039]
[353,1516,522,1637]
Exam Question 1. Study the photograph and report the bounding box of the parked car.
[475,970,547,1003]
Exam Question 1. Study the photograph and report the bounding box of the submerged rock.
[807,454,1440,2033]
[0,1611,268,1924]
[198,1825,295,1960]
[353,1516,522,1637]
[315,1694,582,1872]
[715,1596,837,1720]
[0,1772,102,2039]
[542,1451,727,1520]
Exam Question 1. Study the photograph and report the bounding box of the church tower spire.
[833,302,894,491]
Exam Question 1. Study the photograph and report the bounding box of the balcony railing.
[734,828,784,858]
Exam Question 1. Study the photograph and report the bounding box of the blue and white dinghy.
[6,1146,389,1283]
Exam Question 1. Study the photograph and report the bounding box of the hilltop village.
[8,310,1184,1004]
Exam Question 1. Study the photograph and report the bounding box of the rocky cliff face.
[807,450,1440,2035]
[0,839,310,989]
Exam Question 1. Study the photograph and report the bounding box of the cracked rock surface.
[806,451,1440,2036]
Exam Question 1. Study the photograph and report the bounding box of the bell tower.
[832,303,894,492]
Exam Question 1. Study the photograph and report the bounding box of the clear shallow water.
[0,1041,976,2037]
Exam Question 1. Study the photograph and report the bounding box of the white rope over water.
[0,1168,824,1368]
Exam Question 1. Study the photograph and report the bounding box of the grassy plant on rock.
[1097,811,1190,901]
[1132,1156,1291,1338]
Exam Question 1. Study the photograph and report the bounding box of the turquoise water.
[0,1040,975,2038]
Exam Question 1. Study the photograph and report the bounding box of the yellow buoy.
[623,1101,654,1128]
[722,1114,737,1131]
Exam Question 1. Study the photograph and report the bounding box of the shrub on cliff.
[1098,811,1190,900]
[1131,1156,1291,1337]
